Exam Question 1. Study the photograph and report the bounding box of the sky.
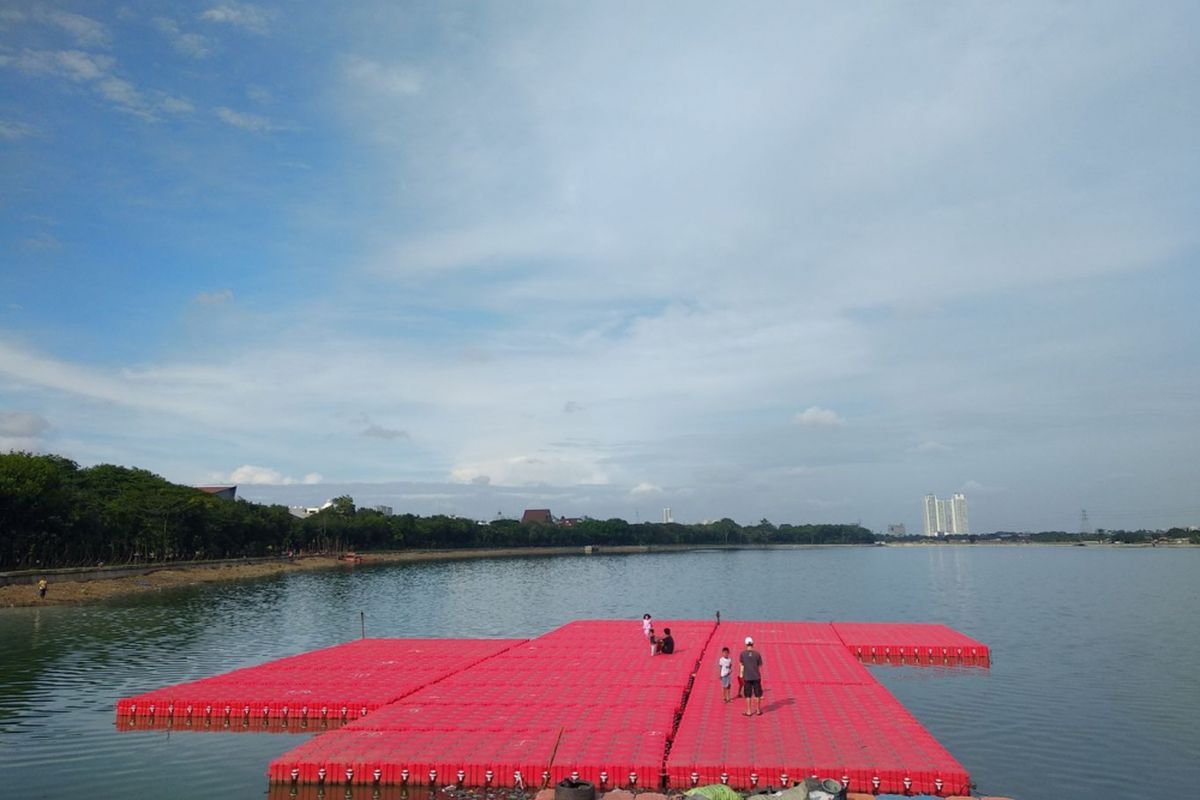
[2,2,1198,533]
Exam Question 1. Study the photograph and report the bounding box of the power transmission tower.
[1079,509,1092,536]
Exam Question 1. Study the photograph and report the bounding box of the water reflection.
[2,546,1199,799]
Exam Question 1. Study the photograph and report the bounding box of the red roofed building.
[521,508,553,524]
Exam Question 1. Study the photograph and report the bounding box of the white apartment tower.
[923,492,970,536]
[951,493,970,534]
[923,494,939,536]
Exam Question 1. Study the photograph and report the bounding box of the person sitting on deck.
[658,627,675,654]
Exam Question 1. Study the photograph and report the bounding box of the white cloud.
[451,455,610,487]
[36,9,110,47]
[10,49,113,81]
[374,219,584,276]
[154,17,211,59]
[226,464,322,485]
[158,94,194,114]
[344,56,422,95]
[23,233,61,250]
[912,440,952,453]
[793,407,847,427]
[194,289,233,305]
[3,49,161,118]
[449,467,485,484]
[214,105,276,132]
[200,3,276,35]
[630,482,663,496]
[97,76,142,108]
[0,120,37,140]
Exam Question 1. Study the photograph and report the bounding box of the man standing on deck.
[739,636,764,716]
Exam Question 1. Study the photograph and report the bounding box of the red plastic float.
[832,621,991,665]
[116,619,987,793]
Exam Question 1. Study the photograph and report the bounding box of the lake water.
[2,546,1198,799]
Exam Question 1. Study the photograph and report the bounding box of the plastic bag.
[685,784,743,800]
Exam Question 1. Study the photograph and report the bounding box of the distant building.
[923,492,970,536]
[521,509,554,524]
[887,523,907,537]
[288,500,334,519]
[370,505,393,516]
[662,507,673,524]
[923,494,939,536]
[951,493,970,534]
[196,485,237,501]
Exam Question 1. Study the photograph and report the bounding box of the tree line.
[7,452,1192,570]
[0,452,875,570]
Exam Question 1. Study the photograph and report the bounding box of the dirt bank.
[0,545,665,608]
[0,556,351,607]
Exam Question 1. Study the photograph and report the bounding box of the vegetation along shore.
[1,547,653,608]
[3,451,1195,608]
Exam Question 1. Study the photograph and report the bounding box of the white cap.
[745,636,754,645]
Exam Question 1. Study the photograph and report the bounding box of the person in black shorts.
[739,636,764,716]
[659,627,675,654]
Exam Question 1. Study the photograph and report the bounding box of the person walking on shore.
[739,636,764,716]
[37,577,47,599]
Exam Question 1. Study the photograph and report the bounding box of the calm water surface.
[2,546,1198,799]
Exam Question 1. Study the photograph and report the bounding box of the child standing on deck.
[718,647,733,702]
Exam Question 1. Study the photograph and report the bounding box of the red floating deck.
[831,621,990,665]
[666,623,971,795]
[267,619,716,789]
[116,637,523,725]
[117,619,987,794]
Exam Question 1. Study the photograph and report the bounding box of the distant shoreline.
[0,544,846,607]
[2,540,1193,607]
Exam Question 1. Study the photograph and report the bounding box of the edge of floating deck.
[116,620,988,795]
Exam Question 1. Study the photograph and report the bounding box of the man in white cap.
[739,636,764,716]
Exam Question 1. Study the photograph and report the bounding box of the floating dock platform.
[116,619,988,795]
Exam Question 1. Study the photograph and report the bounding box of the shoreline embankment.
[2,539,1191,608]
[0,544,724,607]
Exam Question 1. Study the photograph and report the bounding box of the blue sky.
[2,2,1198,532]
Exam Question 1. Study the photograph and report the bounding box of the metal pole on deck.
[360,611,365,639]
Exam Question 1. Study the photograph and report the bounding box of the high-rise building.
[923,494,940,536]
[662,507,673,524]
[923,492,970,536]
[951,493,969,534]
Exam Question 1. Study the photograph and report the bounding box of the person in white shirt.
[718,647,733,703]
